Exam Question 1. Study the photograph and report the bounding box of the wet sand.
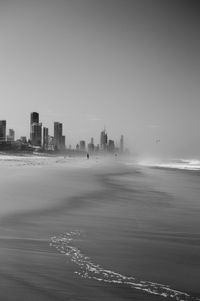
[0,157,199,300]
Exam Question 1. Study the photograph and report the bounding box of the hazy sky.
[1,0,199,157]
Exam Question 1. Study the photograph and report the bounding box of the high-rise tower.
[30,112,42,146]
[80,140,86,151]
[54,122,65,150]
[120,135,124,153]
[0,120,6,142]
[7,129,15,142]
[88,137,94,153]
[43,127,49,150]
[30,112,39,125]
[100,129,107,150]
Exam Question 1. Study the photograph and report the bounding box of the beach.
[0,155,199,301]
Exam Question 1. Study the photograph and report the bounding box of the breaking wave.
[50,231,200,301]
[138,159,200,171]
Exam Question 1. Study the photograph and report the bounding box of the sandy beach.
[0,155,199,301]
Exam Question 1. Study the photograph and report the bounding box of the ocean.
[0,155,199,301]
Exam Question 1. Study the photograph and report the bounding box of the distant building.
[108,140,115,152]
[7,129,15,142]
[20,136,27,144]
[120,135,124,153]
[100,130,107,150]
[54,122,65,150]
[0,120,6,142]
[48,136,55,151]
[31,123,42,146]
[30,112,42,146]
[88,137,94,153]
[30,112,39,125]
[43,127,49,150]
[61,135,66,150]
[80,140,86,151]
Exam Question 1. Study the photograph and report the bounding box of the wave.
[138,159,200,171]
[50,231,200,301]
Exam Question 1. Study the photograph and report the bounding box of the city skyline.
[0,111,125,152]
[1,0,200,158]
[0,110,125,151]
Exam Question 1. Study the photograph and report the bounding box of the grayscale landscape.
[0,1,200,300]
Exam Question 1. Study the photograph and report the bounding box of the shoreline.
[0,158,200,300]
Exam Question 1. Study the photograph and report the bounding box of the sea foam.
[50,231,200,301]
[138,158,200,171]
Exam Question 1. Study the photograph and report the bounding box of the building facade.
[31,123,42,146]
[30,112,39,125]
[88,137,94,153]
[120,135,124,153]
[108,139,115,152]
[7,129,15,142]
[100,130,107,150]
[43,127,49,150]
[30,112,42,146]
[0,120,6,142]
[54,122,65,150]
[80,140,86,151]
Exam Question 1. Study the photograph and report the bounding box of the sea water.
[0,155,199,301]
[49,158,200,301]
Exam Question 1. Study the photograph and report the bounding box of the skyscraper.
[30,112,39,125]
[30,112,42,146]
[31,123,42,146]
[108,140,115,152]
[88,137,94,153]
[100,130,107,150]
[7,129,15,142]
[61,136,65,150]
[120,135,124,153]
[80,140,86,151]
[0,120,6,142]
[54,122,65,150]
[43,127,49,150]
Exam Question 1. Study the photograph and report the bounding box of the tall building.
[88,137,94,153]
[31,123,42,146]
[30,112,39,125]
[48,136,55,151]
[100,130,107,150]
[61,136,65,150]
[30,112,42,146]
[108,140,115,152]
[7,129,15,141]
[43,127,49,150]
[0,120,6,142]
[20,136,27,143]
[54,122,65,150]
[120,135,124,153]
[80,140,86,151]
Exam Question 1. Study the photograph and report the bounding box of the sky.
[0,0,200,158]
